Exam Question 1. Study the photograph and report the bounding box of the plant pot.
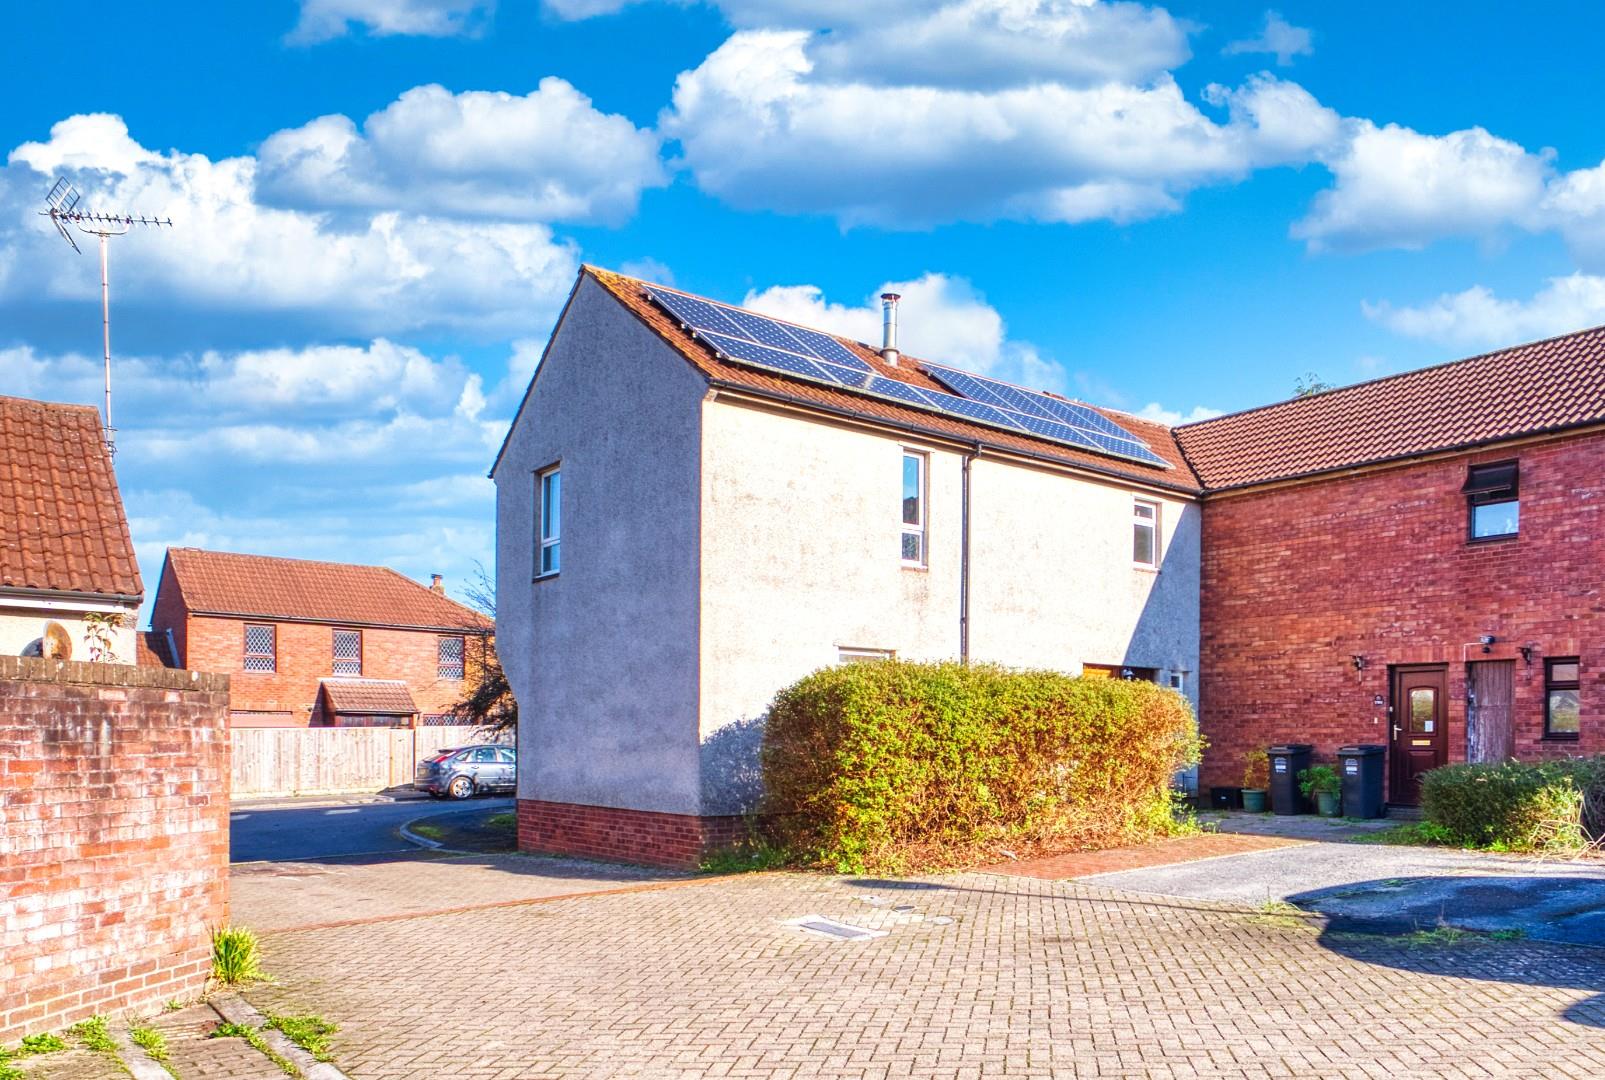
[1241,789,1268,813]
[1315,790,1341,817]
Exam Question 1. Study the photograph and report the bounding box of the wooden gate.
[1467,660,1515,763]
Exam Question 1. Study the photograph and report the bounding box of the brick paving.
[13,1048,130,1080]
[246,870,1605,1078]
[976,833,1304,879]
[147,1004,284,1080]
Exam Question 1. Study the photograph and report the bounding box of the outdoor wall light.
[1519,645,1535,666]
[1480,634,1496,654]
[1350,654,1367,672]
[1372,694,1386,709]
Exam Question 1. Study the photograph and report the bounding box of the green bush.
[210,925,264,985]
[761,661,1202,873]
[1421,757,1605,854]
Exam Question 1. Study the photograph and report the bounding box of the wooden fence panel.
[231,725,510,798]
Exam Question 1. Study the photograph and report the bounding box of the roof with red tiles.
[135,630,175,668]
[319,679,419,715]
[568,268,1202,494]
[162,547,489,632]
[1175,324,1605,490]
[0,395,142,600]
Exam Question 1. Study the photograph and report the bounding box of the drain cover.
[790,916,888,941]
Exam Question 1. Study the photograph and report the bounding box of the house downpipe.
[961,445,978,662]
[880,293,901,365]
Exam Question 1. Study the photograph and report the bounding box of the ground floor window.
[1082,663,1158,682]
[1546,658,1581,740]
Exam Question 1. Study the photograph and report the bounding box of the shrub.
[211,925,264,985]
[1299,765,1341,798]
[761,660,1202,873]
[1241,748,1269,790]
[1421,757,1605,854]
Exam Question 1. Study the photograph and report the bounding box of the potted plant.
[1240,748,1270,812]
[1299,765,1342,817]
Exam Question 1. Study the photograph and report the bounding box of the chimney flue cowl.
[430,573,445,594]
[880,292,901,365]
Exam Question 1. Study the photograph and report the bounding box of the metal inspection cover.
[789,916,889,941]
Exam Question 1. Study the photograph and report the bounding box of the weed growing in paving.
[266,1015,338,1062]
[1350,821,1457,847]
[699,840,791,874]
[129,1026,169,1061]
[0,1055,21,1080]
[211,1022,298,1078]
[211,925,265,985]
[70,1016,117,1054]
[19,1033,67,1055]
[1250,899,1312,928]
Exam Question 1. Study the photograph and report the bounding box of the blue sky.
[6,1,1605,619]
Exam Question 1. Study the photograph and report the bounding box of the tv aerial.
[41,177,172,457]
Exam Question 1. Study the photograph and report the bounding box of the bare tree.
[450,564,516,738]
[1293,372,1334,398]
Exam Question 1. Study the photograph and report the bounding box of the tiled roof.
[583,268,1203,494]
[163,547,488,631]
[136,630,175,668]
[320,679,419,715]
[1176,325,1605,490]
[0,395,142,599]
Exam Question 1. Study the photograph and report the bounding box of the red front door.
[1390,665,1448,805]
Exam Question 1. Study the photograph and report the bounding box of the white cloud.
[257,81,666,225]
[662,31,1340,228]
[1363,273,1605,349]
[4,114,579,341]
[1291,121,1553,252]
[1223,11,1312,67]
[1135,402,1224,426]
[288,0,492,43]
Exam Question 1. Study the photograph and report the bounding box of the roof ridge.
[1177,321,1605,432]
[0,394,101,414]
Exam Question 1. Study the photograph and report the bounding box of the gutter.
[0,589,142,612]
[185,611,490,634]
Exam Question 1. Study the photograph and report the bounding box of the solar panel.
[644,286,1168,469]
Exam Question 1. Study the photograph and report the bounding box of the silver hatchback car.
[415,744,516,799]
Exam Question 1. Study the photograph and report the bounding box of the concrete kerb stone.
[212,994,351,1080]
[398,817,446,850]
[107,1022,177,1080]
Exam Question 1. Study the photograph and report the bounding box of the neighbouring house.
[1176,327,1605,804]
[147,547,491,728]
[0,394,141,663]
[493,267,1201,866]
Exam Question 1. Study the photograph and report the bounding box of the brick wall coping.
[0,654,230,692]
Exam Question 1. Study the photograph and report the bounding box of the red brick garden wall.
[518,799,746,869]
[1199,431,1605,799]
[0,657,230,1043]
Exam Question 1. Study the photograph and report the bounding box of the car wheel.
[448,775,475,800]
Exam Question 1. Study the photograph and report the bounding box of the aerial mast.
[41,177,172,458]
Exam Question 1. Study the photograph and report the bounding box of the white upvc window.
[901,451,926,565]
[1168,671,1186,693]
[537,465,561,578]
[839,647,895,665]
[1133,497,1160,568]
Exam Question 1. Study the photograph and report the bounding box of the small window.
[901,452,926,565]
[332,628,362,676]
[1133,498,1160,567]
[243,624,276,673]
[438,635,465,680]
[838,647,895,665]
[1168,671,1185,693]
[1464,461,1518,540]
[1546,657,1581,740]
[537,466,561,577]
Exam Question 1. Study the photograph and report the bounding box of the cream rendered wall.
[0,602,140,664]
[697,401,1199,813]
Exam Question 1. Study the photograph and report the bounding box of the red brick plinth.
[517,799,748,869]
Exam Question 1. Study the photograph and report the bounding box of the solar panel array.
[646,286,1168,468]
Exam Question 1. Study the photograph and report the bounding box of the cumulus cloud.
[3,114,579,341]
[1135,402,1225,426]
[1223,11,1312,67]
[662,31,1341,228]
[257,81,665,225]
[288,0,492,43]
[1363,273,1605,349]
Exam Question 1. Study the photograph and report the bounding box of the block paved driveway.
[245,865,1605,1078]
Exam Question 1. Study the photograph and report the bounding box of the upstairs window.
[243,624,276,673]
[438,635,465,680]
[901,451,926,565]
[332,628,362,676]
[537,466,561,577]
[1546,658,1581,740]
[1133,498,1160,567]
[1464,462,1518,540]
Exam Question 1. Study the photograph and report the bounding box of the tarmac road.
[230,794,513,863]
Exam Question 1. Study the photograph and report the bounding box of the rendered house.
[147,547,490,728]
[1176,329,1605,804]
[493,268,1201,866]
[0,395,141,663]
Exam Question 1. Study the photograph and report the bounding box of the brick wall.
[517,799,747,869]
[1200,431,1605,799]
[174,615,475,726]
[0,656,230,1043]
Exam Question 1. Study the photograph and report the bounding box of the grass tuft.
[19,1033,67,1055]
[129,1026,169,1062]
[70,1016,117,1054]
[698,839,791,874]
[266,1015,338,1062]
[211,925,265,985]
[211,1022,298,1078]
[485,811,516,829]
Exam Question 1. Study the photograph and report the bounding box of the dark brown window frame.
[437,634,466,680]
[243,623,276,674]
[332,627,363,677]
[1464,460,1519,543]
[1544,656,1581,741]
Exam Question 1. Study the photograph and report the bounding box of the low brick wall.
[517,799,746,869]
[0,656,230,1043]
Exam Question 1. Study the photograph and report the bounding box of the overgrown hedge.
[760,660,1202,873]
[1421,757,1605,854]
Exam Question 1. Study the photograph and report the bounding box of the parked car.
[415,744,516,799]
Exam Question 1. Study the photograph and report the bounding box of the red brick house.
[1176,325,1605,805]
[148,547,490,728]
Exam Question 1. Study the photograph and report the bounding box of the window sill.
[1466,533,1518,545]
[533,572,560,582]
[1542,733,1581,743]
[901,563,928,573]
[1133,563,1159,574]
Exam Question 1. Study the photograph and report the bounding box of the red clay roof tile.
[0,395,142,599]
[319,679,419,715]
